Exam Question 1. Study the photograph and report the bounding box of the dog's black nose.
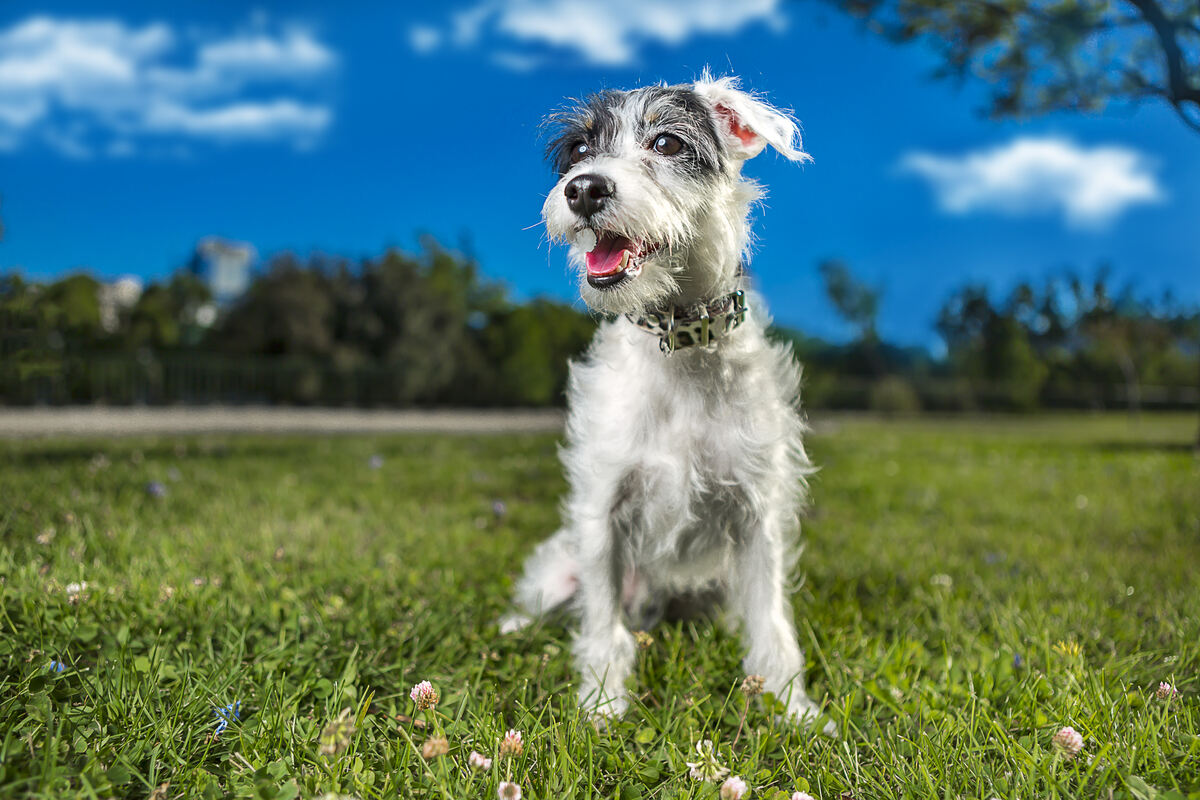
[564,174,614,218]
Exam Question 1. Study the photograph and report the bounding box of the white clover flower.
[65,581,90,604]
[720,775,748,799]
[497,781,522,800]
[409,680,439,710]
[499,729,524,758]
[421,736,448,759]
[1156,681,1179,700]
[469,750,492,770]
[686,739,729,782]
[740,674,766,697]
[1052,726,1083,758]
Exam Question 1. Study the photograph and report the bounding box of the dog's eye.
[652,134,683,156]
[569,142,590,165]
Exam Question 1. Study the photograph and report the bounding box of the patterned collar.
[625,289,747,355]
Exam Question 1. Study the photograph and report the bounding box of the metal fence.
[2,354,1197,412]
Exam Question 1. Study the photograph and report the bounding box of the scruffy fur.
[502,74,832,733]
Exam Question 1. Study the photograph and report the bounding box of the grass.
[1,413,1198,799]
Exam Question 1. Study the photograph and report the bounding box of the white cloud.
[143,99,331,142]
[408,25,442,54]
[412,0,785,68]
[0,14,336,156]
[491,51,542,72]
[899,137,1163,228]
[197,28,334,76]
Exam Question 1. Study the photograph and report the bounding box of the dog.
[501,74,831,734]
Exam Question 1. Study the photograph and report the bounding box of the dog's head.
[542,74,808,315]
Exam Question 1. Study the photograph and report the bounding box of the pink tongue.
[586,235,632,276]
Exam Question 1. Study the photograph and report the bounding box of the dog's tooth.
[619,250,630,269]
[576,228,597,253]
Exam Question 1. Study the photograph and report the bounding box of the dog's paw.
[498,612,533,634]
[783,695,837,738]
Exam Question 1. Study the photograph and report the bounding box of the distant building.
[191,237,255,303]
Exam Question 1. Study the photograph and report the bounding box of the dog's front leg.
[571,512,635,719]
[730,514,835,735]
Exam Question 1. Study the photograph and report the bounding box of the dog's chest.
[571,323,796,571]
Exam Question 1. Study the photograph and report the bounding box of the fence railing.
[2,354,1197,411]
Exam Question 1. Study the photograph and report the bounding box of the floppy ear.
[693,73,809,164]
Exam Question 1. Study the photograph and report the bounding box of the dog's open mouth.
[578,229,660,289]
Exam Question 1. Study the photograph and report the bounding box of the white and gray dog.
[502,74,831,733]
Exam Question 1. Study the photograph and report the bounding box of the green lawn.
[1,414,1198,799]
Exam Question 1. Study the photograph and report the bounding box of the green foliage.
[819,258,880,343]
[474,300,598,406]
[0,244,597,407]
[127,272,213,351]
[38,274,103,345]
[0,416,1198,797]
[939,290,1049,410]
[1,251,1195,410]
[830,0,1200,133]
[210,245,597,406]
[938,275,1198,410]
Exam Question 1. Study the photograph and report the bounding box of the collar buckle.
[629,288,748,356]
[661,305,677,355]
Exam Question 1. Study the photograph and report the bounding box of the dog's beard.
[544,174,748,316]
[571,245,684,316]
[559,213,748,316]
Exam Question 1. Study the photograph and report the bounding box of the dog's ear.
[693,74,808,164]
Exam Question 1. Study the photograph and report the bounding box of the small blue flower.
[368,454,384,470]
[492,500,508,518]
[1013,653,1024,669]
[48,659,67,673]
[214,700,241,736]
[146,481,168,498]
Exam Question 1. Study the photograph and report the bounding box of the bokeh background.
[1,0,1197,418]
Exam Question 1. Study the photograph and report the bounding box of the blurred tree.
[820,259,884,374]
[1073,277,1161,412]
[220,254,334,359]
[477,299,597,405]
[4,246,1194,410]
[216,254,335,403]
[936,272,1197,410]
[0,273,38,362]
[355,246,478,404]
[39,274,103,348]
[828,0,1200,438]
[827,0,1200,130]
[126,272,213,350]
[820,259,879,341]
[938,284,1048,409]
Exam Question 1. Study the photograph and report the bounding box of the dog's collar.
[625,289,747,355]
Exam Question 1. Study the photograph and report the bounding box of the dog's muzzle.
[575,228,661,289]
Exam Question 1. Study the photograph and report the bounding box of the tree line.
[789,261,1198,412]
[0,245,1195,411]
[0,244,594,407]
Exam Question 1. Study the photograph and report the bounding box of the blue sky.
[1,1,1197,348]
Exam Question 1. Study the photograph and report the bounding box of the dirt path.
[0,407,566,438]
